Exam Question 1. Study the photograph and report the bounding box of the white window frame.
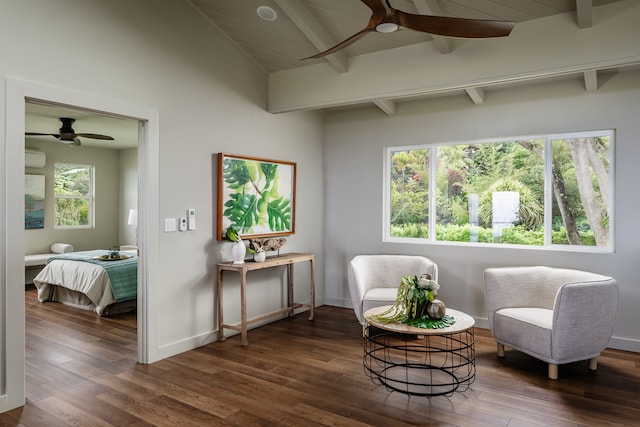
[53,162,95,229]
[383,130,615,253]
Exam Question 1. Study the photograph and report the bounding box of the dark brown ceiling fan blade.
[394,10,515,38]
[75,133,114,140]
[25,117,114,143]
[25,132,59,137]
[302,27,376,59]
[360,0,387,21]
[302,0,515,59]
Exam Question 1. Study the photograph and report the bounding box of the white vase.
[254,251,266,263]
[231,240,246,264]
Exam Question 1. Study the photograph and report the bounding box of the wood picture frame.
[217,153,296,240]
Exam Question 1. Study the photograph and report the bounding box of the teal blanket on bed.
[47,250,137,302]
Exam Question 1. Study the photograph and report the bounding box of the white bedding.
[33,250,137,316]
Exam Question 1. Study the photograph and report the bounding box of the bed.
[33,249,137,316]
[25,242,76,285]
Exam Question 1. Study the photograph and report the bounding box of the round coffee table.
[363,305,476,397]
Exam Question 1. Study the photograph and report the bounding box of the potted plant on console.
[224,226,246,264]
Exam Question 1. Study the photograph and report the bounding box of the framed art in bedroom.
[217,153,296,240]
[25,174,45,229]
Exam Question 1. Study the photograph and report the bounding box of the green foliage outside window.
[54,163,92,227]
[388,132,612,248]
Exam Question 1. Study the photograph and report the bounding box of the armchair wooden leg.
[548,363,558,379]
[497,343,505,357]
[588,357,598,371]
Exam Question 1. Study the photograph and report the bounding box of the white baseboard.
[608,336,640,353]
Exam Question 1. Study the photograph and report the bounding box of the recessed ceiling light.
[257,5,278,21]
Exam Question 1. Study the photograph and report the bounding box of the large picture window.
[54,163,94,228]
[385,130,614,251]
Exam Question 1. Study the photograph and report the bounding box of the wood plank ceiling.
[186,0,633,113]
[188,0,618,73]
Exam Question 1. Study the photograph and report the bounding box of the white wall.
[1,0,324,411]
[119,147,138,246]
[24,140,124,254]
[323,71,640,352]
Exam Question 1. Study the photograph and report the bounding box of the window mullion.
[429,146,436,242]
[544,136,552,246]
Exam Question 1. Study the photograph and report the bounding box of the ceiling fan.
[303,0,515,59]
[25,117,114,147]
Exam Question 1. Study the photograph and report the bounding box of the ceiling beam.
[373,99,396,115]
[412,0,452,54]
[269,1,639,113]
[584,70,598,92]
[273,0,348,73]
[576,0,593,28]
[464,87,485,105]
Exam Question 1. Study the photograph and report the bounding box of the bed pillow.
[50,243,74,254]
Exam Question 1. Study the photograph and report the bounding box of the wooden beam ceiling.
[412,0,451,54]
[576,0,594,28]
[274,0,348,73]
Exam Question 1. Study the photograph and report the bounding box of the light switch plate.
[164,218,177,232]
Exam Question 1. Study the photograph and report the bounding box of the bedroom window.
[54,163,94,228]
[384,130,614,252]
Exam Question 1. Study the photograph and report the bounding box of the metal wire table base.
[363,325,476,397]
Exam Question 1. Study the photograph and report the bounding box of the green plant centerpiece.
[372,274,455,329]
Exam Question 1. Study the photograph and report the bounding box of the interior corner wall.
[323,71,640,352]
[1,0,324,412]
[119,148,138,246]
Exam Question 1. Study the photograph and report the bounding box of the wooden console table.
[217,252,315,346]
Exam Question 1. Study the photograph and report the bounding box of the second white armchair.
[484,266,618,379]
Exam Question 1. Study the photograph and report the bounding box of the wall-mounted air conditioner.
[25,149,46,168]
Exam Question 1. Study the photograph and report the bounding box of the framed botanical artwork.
[25,174,45,229]
[217,153,296,240]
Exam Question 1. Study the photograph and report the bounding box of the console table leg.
[309,259,315,321]
[240,271,248,346]
[288,264,295,317]
[217,268,225,342]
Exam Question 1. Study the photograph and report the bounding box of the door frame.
[2,77,160,411]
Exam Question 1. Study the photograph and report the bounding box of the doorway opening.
[24,100,140,353]
[3,77,160,412]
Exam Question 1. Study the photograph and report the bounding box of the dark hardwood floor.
[2,289,639,426]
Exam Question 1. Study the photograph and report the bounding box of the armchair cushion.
[362,287,399,317]
[494,308,553,360]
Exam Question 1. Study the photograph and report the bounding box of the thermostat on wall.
[188,208,196,230]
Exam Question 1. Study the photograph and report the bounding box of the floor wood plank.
[2,289,638,426]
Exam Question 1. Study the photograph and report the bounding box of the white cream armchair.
[484,266,618,379]
[348,255,438,325]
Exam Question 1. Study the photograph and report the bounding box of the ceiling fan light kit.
[303,0,515,59]
[376,22,398,33]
